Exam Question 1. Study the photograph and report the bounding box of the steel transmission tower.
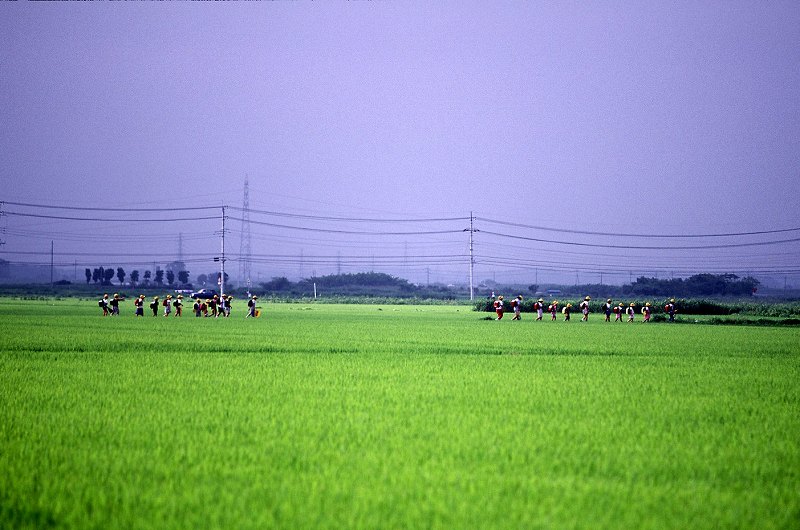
[237,176,252,291]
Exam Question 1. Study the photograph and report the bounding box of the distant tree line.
[623,274,759,297]
[83,264,191,288]
[261,272,457,298]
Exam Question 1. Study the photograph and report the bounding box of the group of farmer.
[493,295,678,323]
[98,293,261,318]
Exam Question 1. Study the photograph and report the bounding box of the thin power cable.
[3,201,218,212]
[481,230,800,250]
[228,206,468,223]
[476,216,800,238]
[5,211,220,222]
[228,216,465,236]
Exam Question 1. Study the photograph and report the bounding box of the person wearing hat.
[548,300,558,321]
[174,294,183,317]
[109,293,121,316]
[99,293,110,317]
[225,295,233,317]
[603,298,614,322]
[665,298,677,322]
[614,301,624,322]
[626,302,636,323]
[134,294,145,317]
[247,295,258,318]
[493,295,504,320]
[217,294,227,318]
[579,296,591,322]
[163,294,172,317]
[535,298,545,321]
[642,302,652,323]
[510,295,523,321]
[193,297,202,318]
[562,303,572,321]
[150,296,159,317]
[208,295,218,318]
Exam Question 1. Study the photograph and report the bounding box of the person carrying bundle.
[534,298,544,321]
[246,295,258,318]
[562,303,572,321]
[150,296,159,317]
[134,294,145,317]
[579,296,590,322]
[665,299,677,322]
[642,302,652,323]
[510,295,523,321]
[548,300,558,321]
[174,295,183,317]
[109,294,121,316]
[163,295,172,317]
[99,294,110,316]
[614,302,624,322]
[193,298,202,317]
[627,302,636,323]
[493,295,504,320]
[603,299,613,322]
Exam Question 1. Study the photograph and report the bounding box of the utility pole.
[50,240,54,286]
[238,175,252,291]
[219,205,226,298]
[466,212,476,301]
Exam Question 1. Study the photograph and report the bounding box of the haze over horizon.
[2,2,799,289]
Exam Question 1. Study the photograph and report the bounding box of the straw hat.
[630,302,635,306]
[585,296,591,300]
[607,298,612,303]
[538,298,544,302]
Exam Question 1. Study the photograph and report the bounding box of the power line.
[5,211,219,222]
[229,205,469,223]
[228,216,465,236]
[3,201,217,212]
[476,216,800,238]
[480,230,800,250]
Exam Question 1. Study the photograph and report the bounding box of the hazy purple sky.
[2,2,799,287]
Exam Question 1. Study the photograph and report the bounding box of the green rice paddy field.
[1,298,799,529]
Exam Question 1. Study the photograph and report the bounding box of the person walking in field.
[579,296,591,322]
[225,295,233,317]
[201,299,209,317]
[150,296,159,316]
[603,299,613,322]
[510,295,523,320]
[246,295,258,318]
[627,302,636,323]
[642,302,652,323]
[134,294,145,317]
[493,295,504,320]
[99,294,110,316]
[615,301,625,322]
[174,295,183,317]
[163,294,172,317]
[217,295,226,317]
[665,298,677,322]
[534,298,544,321]
[548,300,558,321]
[562,303,572,321]
[209,295,218,318]
[109,294,121,316]
[193,298,202,317]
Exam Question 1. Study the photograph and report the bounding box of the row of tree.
[84,267,191,287]
[83,266,231,288]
